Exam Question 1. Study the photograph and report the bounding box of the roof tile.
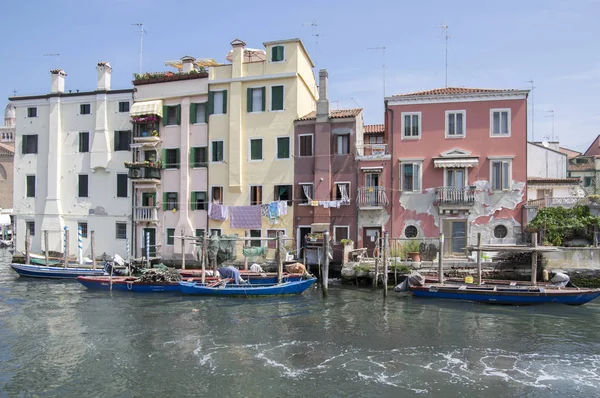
[391,87,523,98]
[364,124,384,134]
[296,108,362,121]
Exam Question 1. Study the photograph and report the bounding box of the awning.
[130,100,163,117]
[433,158,479,168]
[0,214,11,226]
[361,166,383,172]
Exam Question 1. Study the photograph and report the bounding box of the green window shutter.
[161,149,167,169]
[247,88,253,112]
[174,193,179,210]
[272,86,283,110]
[222,90,227,114]
[261,87,266,111]
[176,105,181,125]
[176,149,180,169]
[162,105,168,126]
[163,192,167,210]
[191,191,196,210]
[204,103,209,123]
[190,103,197,124]
[207,92,214,115]
[190,147,196,168]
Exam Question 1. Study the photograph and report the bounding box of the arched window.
[405,225,418,238]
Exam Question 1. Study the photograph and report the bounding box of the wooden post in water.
[201,234,208,284]
[44,230,49,266]
[244,230,249,270]
[531,232,538,286]
[383,231,389,298]
[25,226,31,265]
[181,229,186,270]
[276,231,283,284]
[321,230,330,297]
[64,229,69,268]
[90,230,96,269]
[373,232,380,289]
[476,233,482,285]
[438,233,444,284]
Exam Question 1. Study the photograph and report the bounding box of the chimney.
[50,69,66,94]
[96,62,112,91]
[230,38,246,78]
[181,56,196,73]
[316,69,329,120]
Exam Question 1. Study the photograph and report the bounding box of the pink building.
[386,87,529,256]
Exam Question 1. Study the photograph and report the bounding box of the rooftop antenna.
[302,19,320,69]
[367,47,386,98]
[44,53,60,68]
[12,89,17,97]
[331,100,339,109]
[526,80,535,142]
[132,23,147,74]
[440,23,450,87]
[546,110,555,141]
[350,97,361,107]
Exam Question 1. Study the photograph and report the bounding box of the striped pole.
[77,225,83,265]
[126,238,131,276]
[145,232,150,268]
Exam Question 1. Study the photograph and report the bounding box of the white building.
[527,141,582,200]
[11,63,134,257]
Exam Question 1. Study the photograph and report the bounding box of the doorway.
[443,220,467,256]
[141,192,156,207]
[298,226,311,259]
[142,227,156,257]
[362,227,381,257]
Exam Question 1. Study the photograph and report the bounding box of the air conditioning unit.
[129,168,141,178]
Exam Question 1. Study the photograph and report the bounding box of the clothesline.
[208,200,289,227]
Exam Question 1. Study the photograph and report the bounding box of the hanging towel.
[261,204,269,217]
[268,202,279,224]
[242,246,267,257]
[277,201,288,216]
[208,203,228,221]
[229,205,262,229]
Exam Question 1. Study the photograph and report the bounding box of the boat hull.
[179,278,317,296]
[10,263,105,279]
[411,285,600,305]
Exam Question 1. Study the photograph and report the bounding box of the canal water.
[1,249,600,397]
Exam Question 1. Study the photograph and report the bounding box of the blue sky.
[3,0,599,152]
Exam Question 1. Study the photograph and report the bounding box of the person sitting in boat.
[217,266,247,284]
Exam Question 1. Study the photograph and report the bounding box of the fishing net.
[136,268,182,283]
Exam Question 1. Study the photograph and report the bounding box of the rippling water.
[1,248,600,397]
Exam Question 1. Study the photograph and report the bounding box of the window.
[334,183,350,204]
[164,148,180,169]
[584,176,593,187]
[536,189,552,199]
[299,134,313,156]
[22,135,38,154]
[164,192,178,210]
[211,187,223,204]
[402,112,421,139]
[211,141,224,162]
[401,163,421,192]
[247,87,265,112]
[299,183,313,204]
[210,90,227,115]
[191,191,207,210]
[267,229,285,249]
[369,135,384,144]
[271,45,284,62]
[166,228,175,245]
[79,132,89,152]
[114,130,131,151]
[190,103,207,124]
[274,185,292,206]
[250,185,263,205]
[78,222,88,238]
[165,105,180,126]
[445,168,466,189]
[195,229,205,239]
[494,225,508,239]
[490,109,511,136]
[333,226,349,243]
[26,175,35,197]
[446,110,465,137]
[336,134,350,155]
[250,138,263,161]
[117,174,128,198]
[118,102,130,113]
[210,229,222,237]
[271,85,284,111]
[115,222,127,239]
[191,147,208,168]
[78,174,89,197]
[250,230,261,248]
[405,225,418,238]
[80,104,91,115]
[27,107,37,118]
[26,221,35,237]
[491,159,511,191]
[277,137,290,159]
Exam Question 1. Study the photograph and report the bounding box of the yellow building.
[207,38,317,243]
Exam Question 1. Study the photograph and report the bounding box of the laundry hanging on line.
[208,202,228,221]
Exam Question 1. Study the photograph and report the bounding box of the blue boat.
[10,263,106,279]
[179,278,317,296]
[410,284,600,305]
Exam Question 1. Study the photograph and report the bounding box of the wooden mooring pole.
[276,231,283,284]
[438,233,444,284]
[180,229,186,270]
[531,232,538,286]
[64,229,69,268]
[201,234,208,284]
[43,230,49,266]
[25,226,31,265]
[383,231,389,298]
[90,230,96,269]
[373,232,380,289]
[321,230,330,297]
[476,233,482,285]
[244,231,249,271]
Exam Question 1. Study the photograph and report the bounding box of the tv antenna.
[526,80,535,141]
[302,19,320,69]
[350,97,361,108]
[12,89,17,97]
[546,110,555,141]
[440,23,450,87]
[367,46,386,97]
[132,23,147,74]
[44,53,61,68]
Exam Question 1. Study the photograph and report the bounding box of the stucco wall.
[527,142,567,179]
[0,151,13,209]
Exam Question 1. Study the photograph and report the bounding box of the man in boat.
[217,266,247,284]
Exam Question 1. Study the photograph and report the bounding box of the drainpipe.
[385,100,395,236]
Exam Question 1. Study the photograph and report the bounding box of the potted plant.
[151,130,159,137]
[340,238,353,246]
[404,240,421,262]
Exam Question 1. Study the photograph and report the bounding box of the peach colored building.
[385,87,529,255]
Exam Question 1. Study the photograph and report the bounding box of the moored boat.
[10,263,105,279]
[179,277,317,296]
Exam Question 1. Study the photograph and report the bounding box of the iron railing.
[133,206,159,222]
[435,186,476,205]
[357,187,389,207]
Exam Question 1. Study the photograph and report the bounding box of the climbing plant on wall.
[528,205,600,246]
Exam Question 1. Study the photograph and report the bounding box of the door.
[365,173,380,206]
[142,227,156,257]
[298,227,311,259]
[446,168,465,189]
[141,192,156,207]
[443,220,467,256]
[363,227,381,257]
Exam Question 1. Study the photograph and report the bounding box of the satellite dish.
[542,140,549,147]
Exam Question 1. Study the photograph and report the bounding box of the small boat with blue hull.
[10,263,105,279]
[77,274,303,293]
[179,277,317,296]
[410,284,600,305]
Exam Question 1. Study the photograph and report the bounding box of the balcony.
[128,166,161,184]
[357,187,389,209]
[132,119,160,143]
[435,186,476,213]
[356,144,390,160]
[133,206,159,223]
